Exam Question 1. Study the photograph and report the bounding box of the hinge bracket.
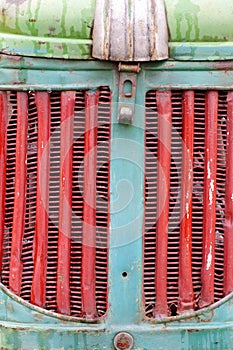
[118,63,140,125]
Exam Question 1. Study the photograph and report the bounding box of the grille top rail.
[144,89,230,318]
[0,88,111,319]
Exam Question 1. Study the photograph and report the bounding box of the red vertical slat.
[224,91,233,295]
[56,91,75,315]
[31,92,50,307]
[9,92,28,295]
[199,91,218,308]
[0,92,8,271]
[178,91,194,312]
[154,90,172,317]
[81,91,98,318]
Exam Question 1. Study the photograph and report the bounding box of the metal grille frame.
[1,56,233,349]
[144,89,229,318]
[0,88,111,320]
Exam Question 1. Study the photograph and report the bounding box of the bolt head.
[113,332,134,350]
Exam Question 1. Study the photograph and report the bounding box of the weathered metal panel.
[0,0,95,59]
[0,0,232,60]
[92,0,169,61]
[0,55,233,349]
[165,0,233,43]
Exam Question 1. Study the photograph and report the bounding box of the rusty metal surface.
[153,90,172,317]
[92,0,169,61]
[224,92,233,295]
[199,91,218,308]
[56,91,76,315]
[82,91,99,319]
[0,93,7,274]
[178,90,195,313]
[31,92,50,308]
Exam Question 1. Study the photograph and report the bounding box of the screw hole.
[122,271,128,278]
[122,80,133,97]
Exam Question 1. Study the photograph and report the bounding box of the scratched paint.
[206,245,212,271]
[208,179,215,205]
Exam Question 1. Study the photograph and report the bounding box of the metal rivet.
[114,332,134,350]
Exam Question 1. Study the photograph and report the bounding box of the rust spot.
[29,18,36,23]
[4,55,22,63]
[114,332,134,350]
[212,62,233,71]
[26,62,33,67]
[116,336,131,349]
[187,329,200,333]
[37,41,46,45]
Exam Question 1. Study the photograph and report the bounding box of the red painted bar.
[154,90,172,317]
[81,91,98,318]
[0,92,8,272]
[224,91,233,295]
[199,91,218,308]
[57,91,75,315]
[178,91,194,313]
[31,92,50,307]
[9,92,28,295]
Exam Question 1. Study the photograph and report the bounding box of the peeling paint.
[92,0,168,61]
[209,179,215,205]
[206,245,212,271]
[207,160,211,179]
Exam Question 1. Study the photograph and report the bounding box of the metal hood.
[0,0,233,60]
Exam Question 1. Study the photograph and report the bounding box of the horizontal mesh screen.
[0,88,111,319]
[144,90,228,318]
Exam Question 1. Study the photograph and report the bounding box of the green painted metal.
[165,0,233,43]
[1,54,233,348]
[0,0,94,59]
[165,0,233,60]
[0,0,233,60]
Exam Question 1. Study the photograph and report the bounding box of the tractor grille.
[144,90,232,318]
[0,88,111,319]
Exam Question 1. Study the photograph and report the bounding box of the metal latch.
[118,63,140,125]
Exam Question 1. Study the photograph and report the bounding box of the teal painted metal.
[108,71,145,325]
[2,281,233,349]
[0,55,115,90]
[0,55,233,90]
[1,54,233,348]
[142,61,233,90]
[0,0,233,60]
[169,42,233,61]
